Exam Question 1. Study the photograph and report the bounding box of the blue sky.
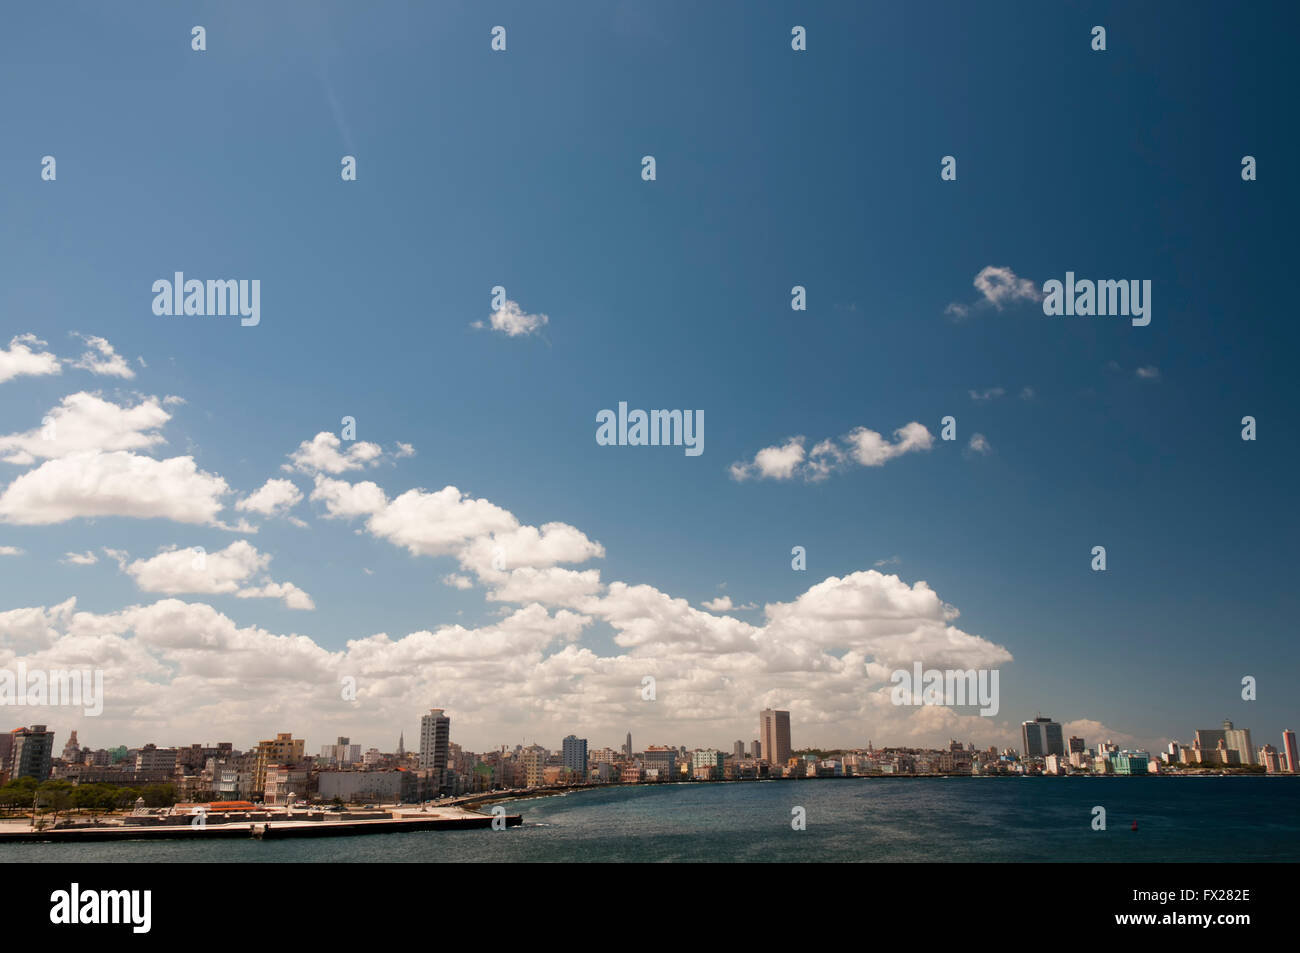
[1,1,1297,755]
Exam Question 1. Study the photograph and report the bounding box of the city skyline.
[2,2,1298,757]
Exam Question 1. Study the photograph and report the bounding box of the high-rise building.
[733,740,745,761]
[1224,722,1255,765]
[320,736,362,765]
[751,739,761,760]
[624,732,633,757]
[1196,720,1254,764]
[1260,744,1282,773]
[1282,730,1298,773]
[562,735,588,776]
[252,732,304,796]
[760,709,791,766]
[8,725,55,781]
[1067,736,1086,754]
[419,709,451,772]
[522,745,546,788]
[1021,717,1065,759]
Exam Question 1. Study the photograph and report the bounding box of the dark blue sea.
[3,776,1296,862]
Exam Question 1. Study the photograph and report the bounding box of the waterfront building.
[252,732,305,796]
[1021,716,1065,759]
[7,725,55,781]
[1195,720,1254,765]
[691,748,725,780]
[263,765,311,805]
[752,739,761,759]
[759,709,792,766]
[1113,750,1150,775]
[562,734,588,775]
[418,709,451,773]
[522,744,546,787]
[1282,730,1298,773]
[1260,745,1282,773]
[1067,735,1086,754]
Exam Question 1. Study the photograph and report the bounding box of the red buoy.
[1131,820,1138,831]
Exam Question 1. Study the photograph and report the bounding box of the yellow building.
[252,732,304,797]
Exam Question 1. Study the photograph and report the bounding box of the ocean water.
[3,776,1296,863]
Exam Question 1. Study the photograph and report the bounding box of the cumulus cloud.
[311,475,605,607]
[0,545,24,556]
[731,422,933,483]
[0,392,170,465]
[968,433,991,455]
[0,334,61,383]
[120,540,313,610]
[946,266,1041,318]
[728,437,805,481]
[0,451,231,527]
[1136,365,1160,380]
[235,478,304,517]
[472,299,549,337]
[61,550,98,565]
[68,334,136,379]
[285,432,385,475]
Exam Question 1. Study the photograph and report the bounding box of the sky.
[1,1,1297,758]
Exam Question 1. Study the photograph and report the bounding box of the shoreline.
[0,808,522,844]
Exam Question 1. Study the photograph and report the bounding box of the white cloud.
[1136,365,1160,380]
[729,437,806,481]
[0,392,170,465]
[120,540,312,610]
[732,423,933,483]
[235,478,304,517]
[0,334,61,383]
[0,545,24,556]
[0,451,231,527]
[123,540,270,595]
[845,422,933,467]
[973,266,1042,309]
[285,432,384,475]
[946,266,1041,318]
[68,334,136,379]
[61,550,98,565]
[969,387,1005,401]
[968,433,991,455]
[235,581,315,610]
[473,299,549,337]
